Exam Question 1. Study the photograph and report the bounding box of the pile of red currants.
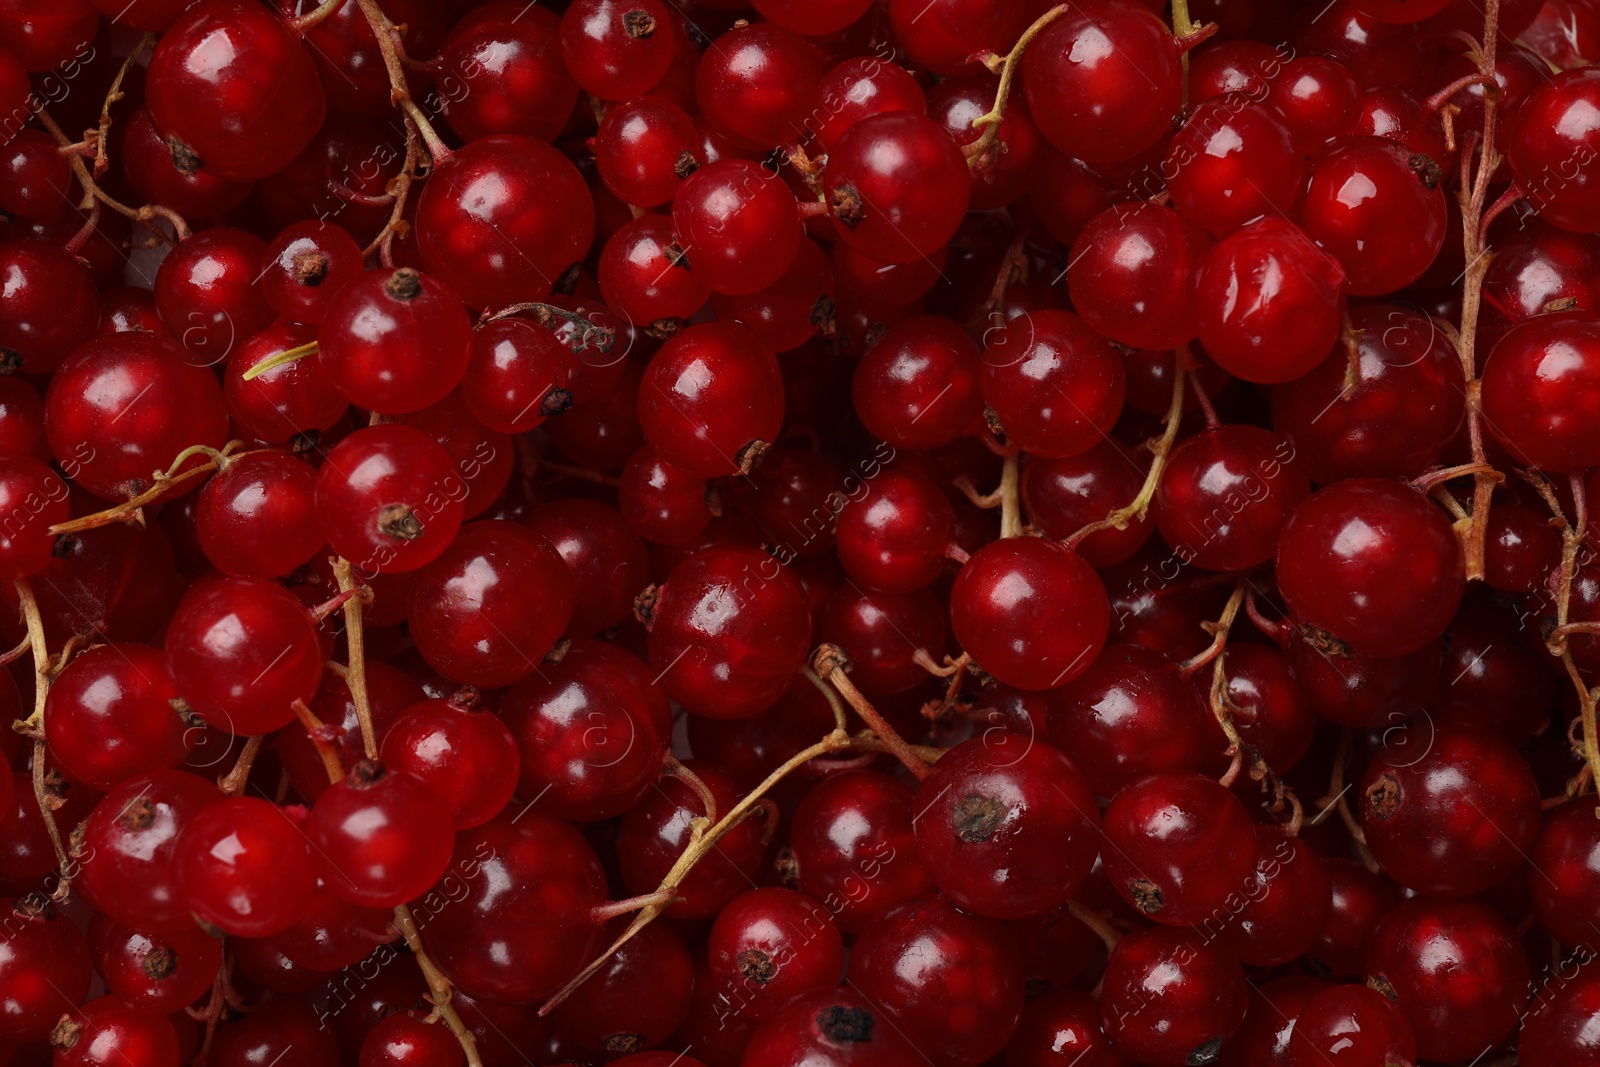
[3,0,1600,1064]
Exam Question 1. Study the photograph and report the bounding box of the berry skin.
[1167,95,1304,235]
[848,897,1024,1067]
[739,987,924,1067]
[695,22,822,150]
[851,316,985,452]
[707,888,844,1019]
[146,0,327,182]
[305,759,455,909]
[834,466,956,593]
[407,520,575,688]
[1153,425,1308,573]
[50,995,182,1067]
[824,112,972,265]
[195,451,322,579]
[1287,985,1417,1067]
[560,0,675,103]
[672,159,801,297]
[982,310,1126,459]
[0,457,69,580]
[1365,898,1530,1063]
[315,424,467,576]
[1022,1,1183,164]
[425,813,607,1004]
[44,643,192,791]
[0,897,94,1043]
[1507,67,1600,233]
[1276,479,1464,657]
[1530,799,1600,950]
[415,134,596,310]
[259,220,365,327]
[645,545,811,720]
[1480,311,1600,472]
[1101,770,1259,926]
[638,322,785,479]
[174,796,315,938]
[950,538,1110,691]
[318,267,473,414]
[1520,965,1600,1067]
[380,696,519,830]
[87,913,221,1015]
[1192,218,1347,385]
[1068,202,1209,351]
[435,1,573,142]
[0,238,100,373]
[594,96,700,208]
[1100,926,1249,1067]
[163,576,324,736]
[500,640,670,822]
[912,733,1102,920]
[359,1014,465,1067]
[154,227,274,367]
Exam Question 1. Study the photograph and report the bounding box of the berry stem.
[1062,349,1186,549]
[352,0,451,162]
[291,699,347,784]
[90,32,154,179]
[480,302,618,353]
[216,735,264,795]
[48,442,243,536]
[1065,898,1123,952]
[539,725,860,1016]
[964,4,1073,166]
[1319,729,1383,873]
[14,581,72,899]
[812,643,932,780]
[803,666,850,733]
[332,558,378,759]
[589,889,682,923]
[31,104,192,242]
[663,756,718,824]
[241,340,320,381]
[1450,0,1511,583]
[285,0,347,35]
[998,452,1022,539]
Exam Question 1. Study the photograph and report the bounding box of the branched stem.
[812,644,932,780]
[91,33,154,178]
[480,302,618,353]
[33,105,192,241]
[964,5,1073,165]
[1063,350,1185,549]
[49,442,242,536]
[15,582,71,897]
[332,559,377,759]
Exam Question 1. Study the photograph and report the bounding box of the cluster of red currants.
[3,0,1600,1065]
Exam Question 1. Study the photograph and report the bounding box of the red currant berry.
[259,221,365,328]
[0,130,72,219]
[225,321,349,446]
[0,457,68,580]
[164,576,323,736]
[618,444,714,544]
[599,214,711,327]
[810,55,928,152]
[50,995,181,1067]
[1167,95,1304,235]
[1507,67,1600,233]
[671,159,801,296]
[44,643,191,791]
[435,1,573,142]
[315,424,466,575]
[559,0,674,102]
[1068,202,1209,351]
[823,111,971,265]
[1300,135,1446,295]
[0,238,101,373]
[1481,311,1600,472]
[317,267,472,414]
[913,733,1102,920]
[1277,478,1464,656]
[87,913,220,1015]
[950,538,1110,691]
[0,897,93,1043]
[594,96,700,208]
[707,887,843,1019]
[982,309,1126,458]
[306,759,454,909]
[1101,769,1259,925]
[359,1014,464,1067]
[146,0,327,182]
[695,22,822,150]
[1101,926,1249,1067]
[1287,984,1417,1067]
[1519,961,1600,1066]
[638,322,784,479]
[851,316,984,452]
[1531,799,1600,950]
[174,795,315,937]
[155,227,273,367]
[1309,858,1402,977]
[196,451,321,579]
[1153,425,1308,572]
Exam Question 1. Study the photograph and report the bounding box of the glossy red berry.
[913,733,1101,920]
[618,444,714,544]
[1196,220,1344,383]
[306,759,454,909]
[163,576,323,736]
[1277,478,1464,656]
[1287,985,1417,1067]
[407,520,574,688]
[787,769,934,935]
[1021,440,1153,566]
[810,56,928,152]
[259,221,365,327]
[1531,799,1600,950]
[0,457,68,580]
[0,897,93,1043]
[559,0,674,102]
[1069,203,1209,351]
[87,913,221,1015]
[1167,95,1304,235]
[379,695,518,830]
[1481,311,1600,472]
[51,995,181,1067]
[146,0,327,182]
[1153,425,1307,572]
[1310,858,1403,977]
[834,466,955,593]
[315,424,466,575]
[707,888,843,1019]
[317,267,472,414]
[851,316,984,452]
[0,130,72,219]
[638,322,784,479]
[1301,135,1446,295]
[740,986,923,1067]
[982,309,1126,458]
[359,1014,465,1067]
[224,321,349,446]
[195,451,321,579]
[44,643,191,791]
[599,214,712,327]
[76,770,222,934]
[950,538,1109,691]
[44,330,228,502]
[824,112,971,265]
[416,134,596,310]
[154,227,273,367]
[1101,769,1259,925]
[0,238,101,373]
[435,1,573,142]
[930,72,1044,211]
[1215,827,1333,967]
[848,897,1023,1067]
[1520,963,1600,1066]
[646,545,811,719]
[1101,927,1249,1067]
[1022,1,1183,164]
[1365,897,1530,1063]
[617,759,768,919]
[594,96,700,208]
[1508,67,1600,233]
[672,159,801,296]
[501,640,669,822]
[173,795,315,937]
[695,22,821,150]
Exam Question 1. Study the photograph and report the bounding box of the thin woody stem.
[963,5,1073,165]
[50,443,243,536]
[332,559,377,758]
[33,105,192,241]
[812,644,932,780]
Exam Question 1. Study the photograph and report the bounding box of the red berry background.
[0,0,1596,1065]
